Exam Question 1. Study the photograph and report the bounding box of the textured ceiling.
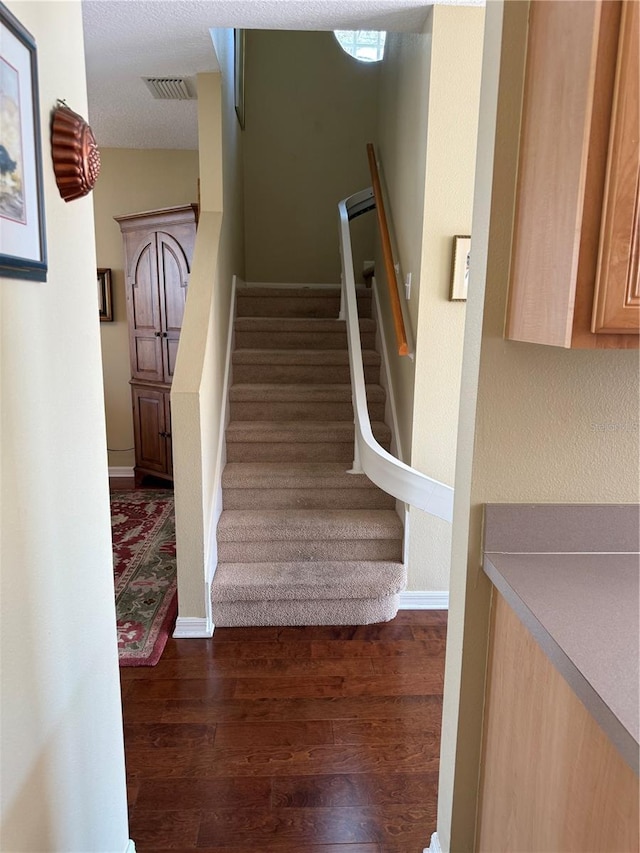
[82,0,483,150]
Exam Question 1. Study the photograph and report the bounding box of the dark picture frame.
[0,3,47,281]
[97,268,113,321]
[234,28,245,130]
[450,235,471,301]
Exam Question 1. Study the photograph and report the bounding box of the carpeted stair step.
[232,348,381,384]
[225,420,392,463]
[234,317,376,350]
[211,560,407,626]
[217,509,403,563]
[229,383,386,422]
[222,462,396,509]
[236,286,372,319]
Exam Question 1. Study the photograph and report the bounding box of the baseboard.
[124,841,136,853]
[399,591,449,610]
[109,466,134,478]
[424,831,442,853]
[173,616,214,638]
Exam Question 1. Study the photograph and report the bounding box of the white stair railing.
[338,189,454,523]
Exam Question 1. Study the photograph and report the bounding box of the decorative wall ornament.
[51,100,101,202]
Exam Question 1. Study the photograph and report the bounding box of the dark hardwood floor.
[120,611,446,852]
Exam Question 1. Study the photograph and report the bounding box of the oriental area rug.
[111,490,177,666]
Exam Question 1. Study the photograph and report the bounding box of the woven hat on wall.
[51,102,101,202]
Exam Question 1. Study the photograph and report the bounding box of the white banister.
[338,192,454,522]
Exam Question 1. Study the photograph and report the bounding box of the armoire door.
[157,230,191,383]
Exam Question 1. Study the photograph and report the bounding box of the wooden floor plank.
[232,673,443,700]
[271,772,439,808]
[131,656,375,680]
[122,612,446,851]
[134,777,272,810]
[310,638,446,659]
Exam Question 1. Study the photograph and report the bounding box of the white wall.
[172,29,245,624]
[376,7,485,591]
[438,2,640,849]
[243,30,378,284]
[0,2,129,851]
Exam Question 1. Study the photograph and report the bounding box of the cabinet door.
[592,0,640,334]
[132,385,168,476]
[127,236,164,382]
[157,230,191,383]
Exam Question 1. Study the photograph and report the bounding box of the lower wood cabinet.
[478,592,639,852]
[131,383,172,486]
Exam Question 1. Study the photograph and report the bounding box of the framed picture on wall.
[0,3,47,281]
[98,268,113,321]
[450,235,471,301]
[234,28,245,130]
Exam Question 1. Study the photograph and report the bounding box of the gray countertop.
[483,504,640,775]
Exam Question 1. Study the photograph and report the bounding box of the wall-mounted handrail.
[367,142,410,358]
[338,191,454,521]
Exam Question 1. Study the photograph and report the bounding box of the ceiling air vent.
[143,77,195,100]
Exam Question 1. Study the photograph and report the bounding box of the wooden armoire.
[115,205,198,486]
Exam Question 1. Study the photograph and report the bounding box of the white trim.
[399,591,449,610]
[207,272,238,577]
[241,280,341,289]
[201,273,237,629]
[424,831,443,853]
[109,466,134,478]
[372,276,405,463]
[339,193,454,521]
[124,840,136,853]
[173,616,214,638]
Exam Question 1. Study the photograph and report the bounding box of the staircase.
[210,285,405,626]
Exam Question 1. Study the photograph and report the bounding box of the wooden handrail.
[366,143,409,357]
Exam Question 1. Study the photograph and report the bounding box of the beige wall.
[172,28,245,623]
[439,2,640,849]
[244,30,378,284]
[93,148,200,469]
[376,8,485,590]
[1,2,129,850]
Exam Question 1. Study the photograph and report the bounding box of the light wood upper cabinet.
[506,0,639,348]
[592,0,640,334]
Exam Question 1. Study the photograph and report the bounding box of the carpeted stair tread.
[228,383,385,402]
[233,348,380,366]
[236,286,371,320]
[228,383,386,423]
[234,317,376,350]
[223,462,383,489]
[234,317,376,332]
[222,462,396,509]
[217,509,403,542]
[225,420,391,445]
[213,560,406,601]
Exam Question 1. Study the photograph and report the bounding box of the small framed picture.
[234,29,245,130]
[98,268,113,321]
[0,4,47,281]
[450,235,471,301]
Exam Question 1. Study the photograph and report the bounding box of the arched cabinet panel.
[116,205,198,485]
